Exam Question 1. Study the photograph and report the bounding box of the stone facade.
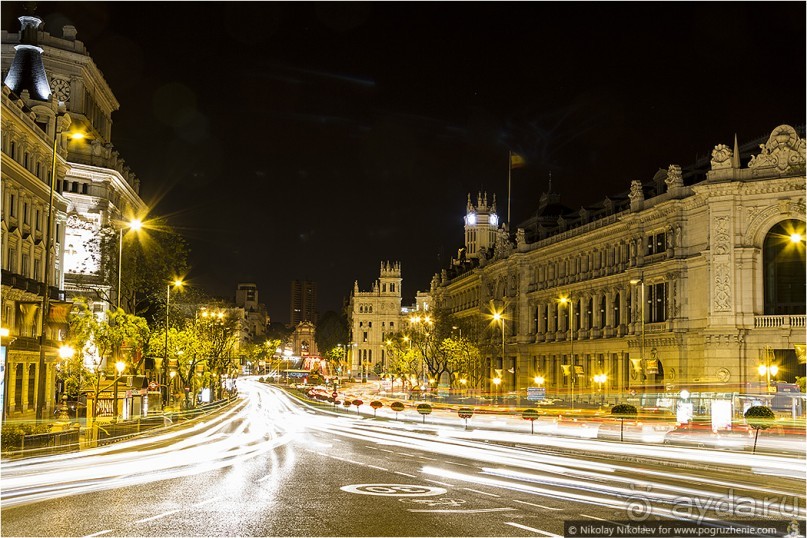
[348,262,405,379]
[429,125,806,404]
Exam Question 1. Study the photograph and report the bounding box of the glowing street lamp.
[36,119,82,421]
[492,376,502,406]
[163,278,184,405]
[113,360,126,421]
[117,218,143,311]
[594,373,608,407]
[558,295,576,408]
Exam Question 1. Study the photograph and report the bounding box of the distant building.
[290,321,318,358]
[290,279,317,325]
[348,262,404,379]
[235,282,268,342]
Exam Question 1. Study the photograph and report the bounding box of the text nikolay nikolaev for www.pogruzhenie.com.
[563,520,803,538]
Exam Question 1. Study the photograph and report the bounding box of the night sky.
[3,2,805,323]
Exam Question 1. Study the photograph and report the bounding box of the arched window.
[763,220,806,315]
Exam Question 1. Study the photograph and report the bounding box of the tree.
[522,408,540,434]
[416,403,432,424]
[458,407,474,430]
[71,219,190,318]
[315,310,349,359]
[370,400,383,417]
[744,405,776,454]
[64,299,150,421]
[611,403,638,442]
[390,401,404,420]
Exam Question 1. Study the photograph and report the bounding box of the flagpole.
[507,151,512,228]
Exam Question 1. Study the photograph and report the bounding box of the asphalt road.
[1,380,804,537]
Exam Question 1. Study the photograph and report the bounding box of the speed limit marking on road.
[341,484,447,496]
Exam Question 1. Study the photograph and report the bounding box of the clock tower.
[464,192,499,259]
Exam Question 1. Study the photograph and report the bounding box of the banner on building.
[645,359,659,374]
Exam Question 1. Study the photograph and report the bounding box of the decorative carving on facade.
[516,227,526,248]
[713,216,730,255]
[65,213,95,230]
[665,164,684,189]
[628,180,644,203]
[710,144,733,170]
[494,227,513,259]
[743,199,807,245]
[748,124,806,172]
[713,262,732,312]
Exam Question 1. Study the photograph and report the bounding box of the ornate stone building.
[429,125,806,406]
[348,261,405,379]
[1,10,148,419]
[2,13,147,314]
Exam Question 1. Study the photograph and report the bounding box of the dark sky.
[3,2,805,323]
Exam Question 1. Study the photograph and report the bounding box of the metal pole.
[570,299,575,409]
[36,118,61,421]
[117,228,123,310]
[164,284,169,406]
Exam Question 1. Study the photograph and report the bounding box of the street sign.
[526,387,546,401]
[332,391,338,399]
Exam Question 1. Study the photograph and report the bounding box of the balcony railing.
[754,315,806,328]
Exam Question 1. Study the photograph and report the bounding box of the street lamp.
[492,309,512,402]
[169,370,176,409]
[492,376,502,406]
[113,359,125,421]
[117,218,143,311]
[559,295,576,408]
[164,278,184,406]
[36,116,79,421]
[630,277,646,389]
[594,373,608,407]
[757,364,779,393]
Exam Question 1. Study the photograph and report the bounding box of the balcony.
[754,315,806,328]
[1,269,63,300]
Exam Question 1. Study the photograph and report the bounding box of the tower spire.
[732,133,741,169]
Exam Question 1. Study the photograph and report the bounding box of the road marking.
[395,471,417,478]
[344,459,364,465]
[513,499,562,511]
[135,509,181,523]
[408,507,517,513]
[462,487,500,497]
[367,465,389,471]
[581,514,614,523]
[194,496,222,507]
[364,446,379,451]
[341,484,447,496]
[316,452,328,457]
[257,474,274,482]
[397,452,416,456]
[416,455,438,461]
[83,531,112,538]
[446,461,470,467]
[424,479,454,487]
[504,522,563,537]
[379,449,395,453]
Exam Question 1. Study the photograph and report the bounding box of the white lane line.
[408,507,517,513]
[316,452,328,457]
[417,455,438,461]
[379,449,395,453]
[364,446,379,451]
[257,474,274,482]
[194,496,222,507]
[462,487,500,497]
[446,461,470,467]
[513,499,562,511]
[344,459,364,465]
[505,522,563,537]
[367,465,389,471]
[395,471,417,478]
[135,509,181,523]
[83,531,112,538]
[424,478,454,487]
[397,452,416,456]
[581,514,614,523]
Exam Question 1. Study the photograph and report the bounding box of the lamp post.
[164,279,184,406]
[113,360,125,421]
[630,277,646,390]
[169,370,176,409]
[757,363,778,394]
[35,117,78,421]
[492,310,511,404]
[559,296,575,408]
[117,218,143,311]
[492,376,502,406]
[594,373,608,407]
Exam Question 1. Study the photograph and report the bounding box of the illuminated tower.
[464,192,499,258]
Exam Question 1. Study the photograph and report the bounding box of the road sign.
[526,387,546,401]
[332,391,338,398]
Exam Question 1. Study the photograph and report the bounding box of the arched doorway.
[763,219,806,315]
